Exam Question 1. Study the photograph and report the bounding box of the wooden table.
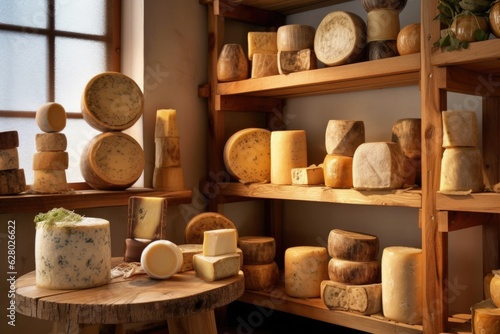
[16,258,245,334]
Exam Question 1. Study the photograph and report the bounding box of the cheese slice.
[328,258,380,285]
[291,165,324,185]
[251,53,279,78]
[472,299,500,334]
[242,262,279,291]
[32,170,68,194]
[325,120,365,157]
[178,244,203,272]
[0,169,26,195]
[203,228,238,256]
[238,236,276,265]
[0,131,19,149]
[247,32,277,60]
[185,212,237,244]
[152,167,185,191]
[285,246,329,298]
[328,229,379,261]
[32,151,69,170]
[0,148,19,171]
[223,128,271,183]
[141,240,183,279]
[323,154,353,188]
[155,109,179,137]
[381,246,423,325]
[442,110,479,148]
[193,253,240,282]
[155,137,181,168]
[35,133,67,152]
[439,147,484,193]
[278,49,316,74]
[270,130,308,185]
[36,102,67,133]
[128,196,168,240]
[321,280,382,315]
[277,24,315,51]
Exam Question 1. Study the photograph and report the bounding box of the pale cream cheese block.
[242,262,279,291]
[224,128,271,183]
[141,240,183,279]
[238,236,276,264]
[185,212,237,244]
[247,32,277,60]
[442,110,479,148]
[285,246,329,298]
[439,147,484,193]
[155,109,179,137]
[193,253,241,282]
[328,258,380,285]
[277,24,315,52]
[36,102,67,133]
[32,151,69,170]
[278,49,317,74]
[328,229,379,261]
[291,165,324,186]
[128,196,168,240]
[203,228,238,256]
[321,280,382,315]
[153,167,185,191]
[251,53,279,78]
[381,246,423,325]
[472,299,500,334]
[35,216,111,289]
[81,72,143,132]
[35,133,67,152]
[0,131,19,150]
[325,120,365,156]
[178,244,203,272]
[155,137,181,168]
[0,169,26,195]
[81,132,144,190]
[270,130,308,185]
[323,154,353,189]
[32,170,68,193]
[0,148,19,170]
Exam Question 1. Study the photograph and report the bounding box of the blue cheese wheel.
[81,72,144,132]
[35,217,111,289]
[223,128,271,183]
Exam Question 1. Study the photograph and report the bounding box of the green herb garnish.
[34,207,83,229]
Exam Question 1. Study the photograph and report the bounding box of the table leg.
[167,310,217,334]
[52,321,99,334]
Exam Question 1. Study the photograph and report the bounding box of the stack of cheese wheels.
[391,118,421,186]
[472,299,500,334]
[277,24,317,74]
[439,110,484,193]
[285,246,329,298]
[153,109,185,191]
[323,120,365,188]
[271,130,308,185]
[362,0,407,60]
[32,102,69,193]
[322,229,382,315]
[0,131,26,195]
[381,246,423,324]
[217,44,248,82]
[80,72,145,190]
[238,236,279,291]
[248,32,279,78]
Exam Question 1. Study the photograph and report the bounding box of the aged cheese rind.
[367,40,399,60]
[0,131,19,149]
[178,244,203,272]
[251,53,279,78]
[0,169,26,195]
[391,118,421,159]
[270,130,308,185]
[223,128,271,183]
[35,133,67,152]
[278,49,316,74]
[36,102,67,133]
[328,258,380,285]
[129,196,168,240]
[242,262,279,291]
[238,236,276,265]
[323,154,353,189]
[217,44,248,82]
[35,217,111,289]
[472,299,500,334]
[32,170,68,193]
[328,229,379,261]
[141,240,183,279]
[248,32,277,60]
[439,147,484,193]
[397,23,421,55]
[185,212,237,244]
[277,24,316,51]
[155,137,181,168]
[291,165,324,186]
[0,148,19,171]
[32,151,69,170]
[155,109,179,137]
[321,280,382,315]
[193,253,241,282]
[153,167,185,191]
[490,271,500,307]
[285,246,329,298]
[203,228,238,256]
[325,120,365,156]
[442,110,479,148]
[366,9,400,42]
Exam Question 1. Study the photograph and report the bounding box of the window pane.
[55,0,107,35]
[0,0,48,28]
[0,31,48,111]
[55,37,107,112]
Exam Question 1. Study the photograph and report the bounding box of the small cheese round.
[328,258,380,285]
[323,154,353,189]
[223,128,271,183]
[242,262,279,291]
[141,240,183,279]
[238,236,276,264]
[328,229,379,261]
[185,212,237,244]
[442,110,479,148]
[277,24,315,51]
[81,72,144,132]
[270,130,308,185]
[0,131,19,149]
[397,23,421,55]
[366,9,400,42]
[35,133,67,152]
[473,305,500,333]
[32,152,69,170]
[490,272,500,307]
[325,120,365,157]
[32,170,68,194]
[285,246,329,298]
[0,148,19,171]
[217,44,248,82]
[439,147,484,193]
[0,169,26,195]
[36,102,67,133]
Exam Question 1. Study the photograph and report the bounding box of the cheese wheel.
[366,9,400,42]
[155,137,181,168]
[35,213,111,289]
[251,53,279,78]
[325,120,365,156]
[442,110,479,148]
[152,167,185,191]
[323,154,353,189]
[242,262,279,291]
[0,169,26,195]
[247,32,277,60]
[328,229,379,261]
[203,228,238,256]
[328,258,380,285]
[217,44,248,82]
[490,271,500,307]
[270,130,307,185]
[223,128,271,183]
[391,118,421,159]
[381,246,423,325]
[0,148,19,171]
[321,280,382,315]
[141,240,183,279]
[277,24,315,52]
[291,165,324,185]
[155,109,179,137]
[439,147,484,193]
[485,271,495,299]
[81,72,144,132]
[0,131,19,149]
[128,196,168,240]
[81,132,144,190]
[32,151,69,170]
[397,23,421,55]
[193,253,241,282]
[123,238,152,262]
[32,170,68,194]
[277,49,316,74]
[35,133,67,152]
[178,244,203,272]
[238,236,276,264]
[472,299,500,334]
[36,102,67,133]
[284,246,329,298]
[352,142,406,190]
[367,40,399,60]
[314,11,367,67]
[185,212,237,244]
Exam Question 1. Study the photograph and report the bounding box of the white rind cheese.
[439,147,484,193]
[203,228,238,256]
[36,102,67,133]
[328,229,379,261]
[270,130,308,185]
[32,151,69,170]
[285,246,329,298]
[193,253,241,282]
[325,120,365,156]
[35,217,111,289]
[247,32,278,60]
[277,24,316,52]
[185,212,237,244]
[442,110,479,148]
[328,258,380,285]
[321,280,382,315]
[35,133,67,152]
[141,240,183,279]
[238,236,276,265]
[242,262,279,291]
[0,148,19,171]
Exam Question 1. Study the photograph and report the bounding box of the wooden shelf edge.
[436,192,500,214]
[431,39,500,69]
[0,188,193,214]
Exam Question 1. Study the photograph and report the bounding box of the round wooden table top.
[15,258,244,325]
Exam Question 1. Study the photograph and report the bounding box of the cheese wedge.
[270,130,308,185]
[321,280,382,315]
[36,102,67,133]
[0,148,19,171]
[285,246,329,298]
[35,133,67,152]
[141,240,183,279]
[203,228,238,256]
[193,253,240,282]
[178,244,203,272]
[291,165,324,185]
[278,49,316,74]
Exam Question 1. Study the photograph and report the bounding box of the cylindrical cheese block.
[381,246,423,325]
[251,53,279,78]
[397,23,421,55]
[277,24,315,51]
[36,102,67,133]
[323,154,353,188]
[0,169,26,195]
[184,212,236,244]
[0,148,19,171]
[35,133,67,152]
[285,246,329,298]
[439,147,484,193]
[217,44,248,82]
[314,11,367,67]
[328,229,379,261]
[32,151,69,170]
[270,130,307,185]
[367,40,399,60]
[366,9,400,42]
[472,300,500,334]
[238,236,276,264]
[242,262,280,291]
[32,170,68,194]
[153,167,185,191]
[141,240,183,279]
[442,110,479,148]
[0,131,19,149]
[361,0,407,12]
[155,137,181,168]
[328,258,380,285]
[325,120,365,156]
[490,271,500,307]
[155,109,178,137]
[277,48,317,74]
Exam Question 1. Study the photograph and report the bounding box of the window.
[0,0,121,185]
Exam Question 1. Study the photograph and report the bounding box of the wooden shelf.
[215,182,421,208]
[0,187,193,214]
[436,192,500,214]
[237,0,353,14]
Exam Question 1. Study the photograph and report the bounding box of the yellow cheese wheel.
[238,236,276,264]
[242,262,279,291]
[141,240,183,279]
[32,152,69,170]
[36,102,67,133]
[328,229,379,261]
[277,24,315,52]
[0,148,19,171]
[35,133,67,152]
[0,131,19,149]
[439,147,484,193]
[270,130,307,185]
[285,246,329,298]
[0,169,26,195]
[328,258,380,285]
[184,212,237,244]
[397,23,421,55]
[32,170,68,194]
[323,154,353,189]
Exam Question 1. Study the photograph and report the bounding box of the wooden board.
[238,0,353,14]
